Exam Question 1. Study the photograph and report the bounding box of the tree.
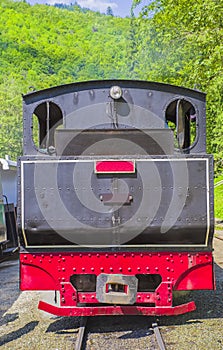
[0,0,133,159]
[133,0,223,172]
[106,6,114,16]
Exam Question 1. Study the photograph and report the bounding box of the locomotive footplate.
[96,274,138,304]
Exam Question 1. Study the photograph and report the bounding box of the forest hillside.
[0,0,222,217]
[0,0,133,157]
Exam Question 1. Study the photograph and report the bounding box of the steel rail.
[75,317,88,350]
[0,260,18,268]
[215,235,223,242]
[214,180,223,188]
[152,323,166,350]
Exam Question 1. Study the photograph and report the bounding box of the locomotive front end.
[18,80,215,316]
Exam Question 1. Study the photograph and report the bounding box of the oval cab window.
[165,99,198,152]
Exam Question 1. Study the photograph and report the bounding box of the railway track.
[0,260,18,268]
[215,234,223,242]
[151,323,167,350]
[75,317,87,350]
[74,317,167,350]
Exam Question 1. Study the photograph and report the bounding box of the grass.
[214,175,223,220]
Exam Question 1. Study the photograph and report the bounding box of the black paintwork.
[18,80,214,251]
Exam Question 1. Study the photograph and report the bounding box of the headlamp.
[109,85,123,100]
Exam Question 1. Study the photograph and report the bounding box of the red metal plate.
[20,251,214,317]
[38,300,196,317]
[95,160,135,174]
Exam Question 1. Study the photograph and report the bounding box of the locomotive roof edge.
[22,79,206,102]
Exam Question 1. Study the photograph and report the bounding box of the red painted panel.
[95,160,135,173]
[38,300,196,317]
[174,263,214,290]
[20,264,57,290]
[20,251,214,316]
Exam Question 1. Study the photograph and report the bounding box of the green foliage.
[0,78,23,159]
[0,0,222,181]
[0,0,132,158]
[214,176,223,220]
[134,0,223,173]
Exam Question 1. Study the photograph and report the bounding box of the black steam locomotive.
[18,80,214,316]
